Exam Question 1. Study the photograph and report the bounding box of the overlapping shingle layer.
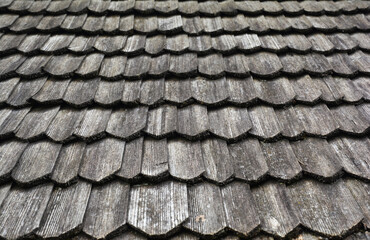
[0,0,369,239]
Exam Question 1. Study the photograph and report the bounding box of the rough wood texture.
[0,108,30,138]
[345,179,370,229]
[99,56,127,79]
[106,107,148,140]
[261,140,302,181]
[221,182,260,236]
[177,104,208,138]
[330,137,370,180]
[256,77,296,105]
[75,107,111,140]
[0,184,53,239]
[289,180,363,237]
[46,108,86,142]
[84,181,130,239]
[295,104,339,136]
[332,105,369,134]
[168,139,205,181]
[228,139,269,182]
[16,106,60,140]
[44,54,84,77]
[191,77,229,105]
[291,138,342,179]
[11,141,61,185]
[248,106,282,139]
[0,140,27,181]
[198,54,225,78]
[208,107,251,140]
[201,139,234,183]
[252,182,299,237]
[37,182,92,238]
[32,78,71,104]
[95,80,125,106]
[141,138,168,179]
[125,56,151,79]
[79,138,125,182]
[63,78,100,107]
[185,183,226,236]
[7,77,47,107]
[116,137,143,180]
[0,77,19,104]
[128,181,188,236]
[275,107,304,138]
[246,52,282,77]
[51,142,86,185]
[140,79,165,105]
[76,53,104,77]
[145,105,177,138]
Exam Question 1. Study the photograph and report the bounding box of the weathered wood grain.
[37,181,92,238]
[75,107,111,140]
[252,182,299,237]
[185,183,226,236]
[95,80,125,106]
[201,139,234,183]
[248,105,282,139]
[51,142,86,185]
[291,138,342,179]
[128,181,188,236]
[79,138,125,182]
[168,139,205,181]
[260,140,302,181]
[289,180,363,237]
[141,138,168,179]
[0,107,30,138]
[0,184,53,239]
[0,140,27,181]
[106,107,148,140]
[16,106,60,140]
[145,105,177,137]
[12,140,61,185]
[63,78,100,107]
[177,104,208,138]
[190,77,229,105]
[32,78,71,104]
[221,182,260,236]
[7,77,47,107]
[208,107,251,140]
[84,181,130,239]
[116,137,143,180]
[228,139,269,182]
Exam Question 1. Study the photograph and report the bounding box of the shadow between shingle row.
[0,178,368,239]
[0,135,369,185]
[0,102,369,143]
[1,12,370,35]
[0,50,370,81]
[1,76,368,108]
[1,0,370,17]
[70,230,370,240]
[1,33,369,57]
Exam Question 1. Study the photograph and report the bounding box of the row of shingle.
[1,76,368,108]
[1,33,369,57]
[1,13,369,35]
[0,178,368,239]
[1,103,369,143]
[1,0,369,16]
[1,133,369,185]
[1,51,369,80]
[70,231,370,240]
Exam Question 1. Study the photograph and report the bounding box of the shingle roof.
[0,0,369,239]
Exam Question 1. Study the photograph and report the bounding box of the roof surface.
[0,0,369,239]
